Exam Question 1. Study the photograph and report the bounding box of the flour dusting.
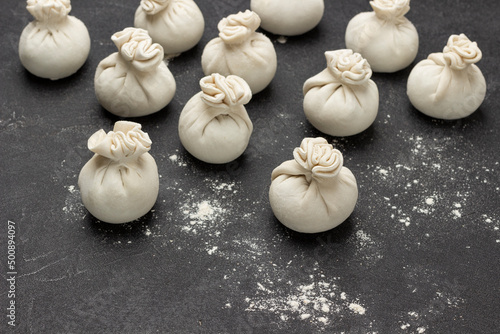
[245,261,367,327]
[181,199,227,234]
[348,303,366,315]
[62,185,86,220]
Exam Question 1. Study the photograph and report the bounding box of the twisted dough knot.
[27,0,71,22]
[442,34,482,70]
[218,10,261,44]
[294,138,344,180]
[370,0,410,22]
[112,28,164,71]
[200,73,252,108]
[88,121,152,162]
[326,49,372,86]
[140,0,170,15]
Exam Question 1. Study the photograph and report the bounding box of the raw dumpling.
[250,0,324,36]
[18,0,90,80]
[201,10,277,94]
[78,121,159,224]
[94,27,176,117]
[134,0,204,55]
[269,137,358,233]
[407,34,486,120]
[345,0,418,73]
[303,49,379,136]
[178,73,253,164]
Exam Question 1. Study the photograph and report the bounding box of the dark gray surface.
[1,0,499,333]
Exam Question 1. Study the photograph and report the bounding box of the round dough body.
[94,53,176,117]
[79,153,159,224]
[250,0,324,36]
[407,57,486,120]
[304,71,379,136]
[134,0,204,54]
[201,35,277,94]
[345,12,418,73]
[19,16,90,80]
[178,92,253,164]
[269,162,358,233]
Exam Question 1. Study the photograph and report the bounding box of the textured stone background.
[1,0,499,333]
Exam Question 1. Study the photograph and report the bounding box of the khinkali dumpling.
[250,0,324,36]
[201,10,277,94]
[269,137,358,233]
[178,73,253,164]
[345,0,418,73]
[94,28,176,117]
[19,0,90,80]
[303,50,378,136]
[134,0,204,55]
[79,121,159,224]
[407,34,486,120]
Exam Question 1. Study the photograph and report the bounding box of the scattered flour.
[207,246,218,255]
[191,201,217,221]
[378,168,389,177]
[451,210,462,219]
[181,199,227,235]
[353,230,383,264]
[176,182,238,255]
[62,185,86,220]
[245,262,368,327]
[168,151,187,167]
[348,303,366,315]
[400,323,410,329]
[67,185,77,194]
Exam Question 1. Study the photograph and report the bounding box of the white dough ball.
[19,0,90,80]
[250,0,324,36]
[94,28,176,117]
[303,50,379,136]
[179,74,253,164]
[269,138,358,233]
[345,0,418,73]
[134,0,205,54]
[407,34,486,120]
[79,121,159,224]
[201,10,277,94]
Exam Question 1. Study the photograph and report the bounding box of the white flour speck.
[348,303,366,315]
[207,246,218,255]
[62,185,86,220]
[452,210,462,219]
[191,201,216,221]
[245,262,367,328]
